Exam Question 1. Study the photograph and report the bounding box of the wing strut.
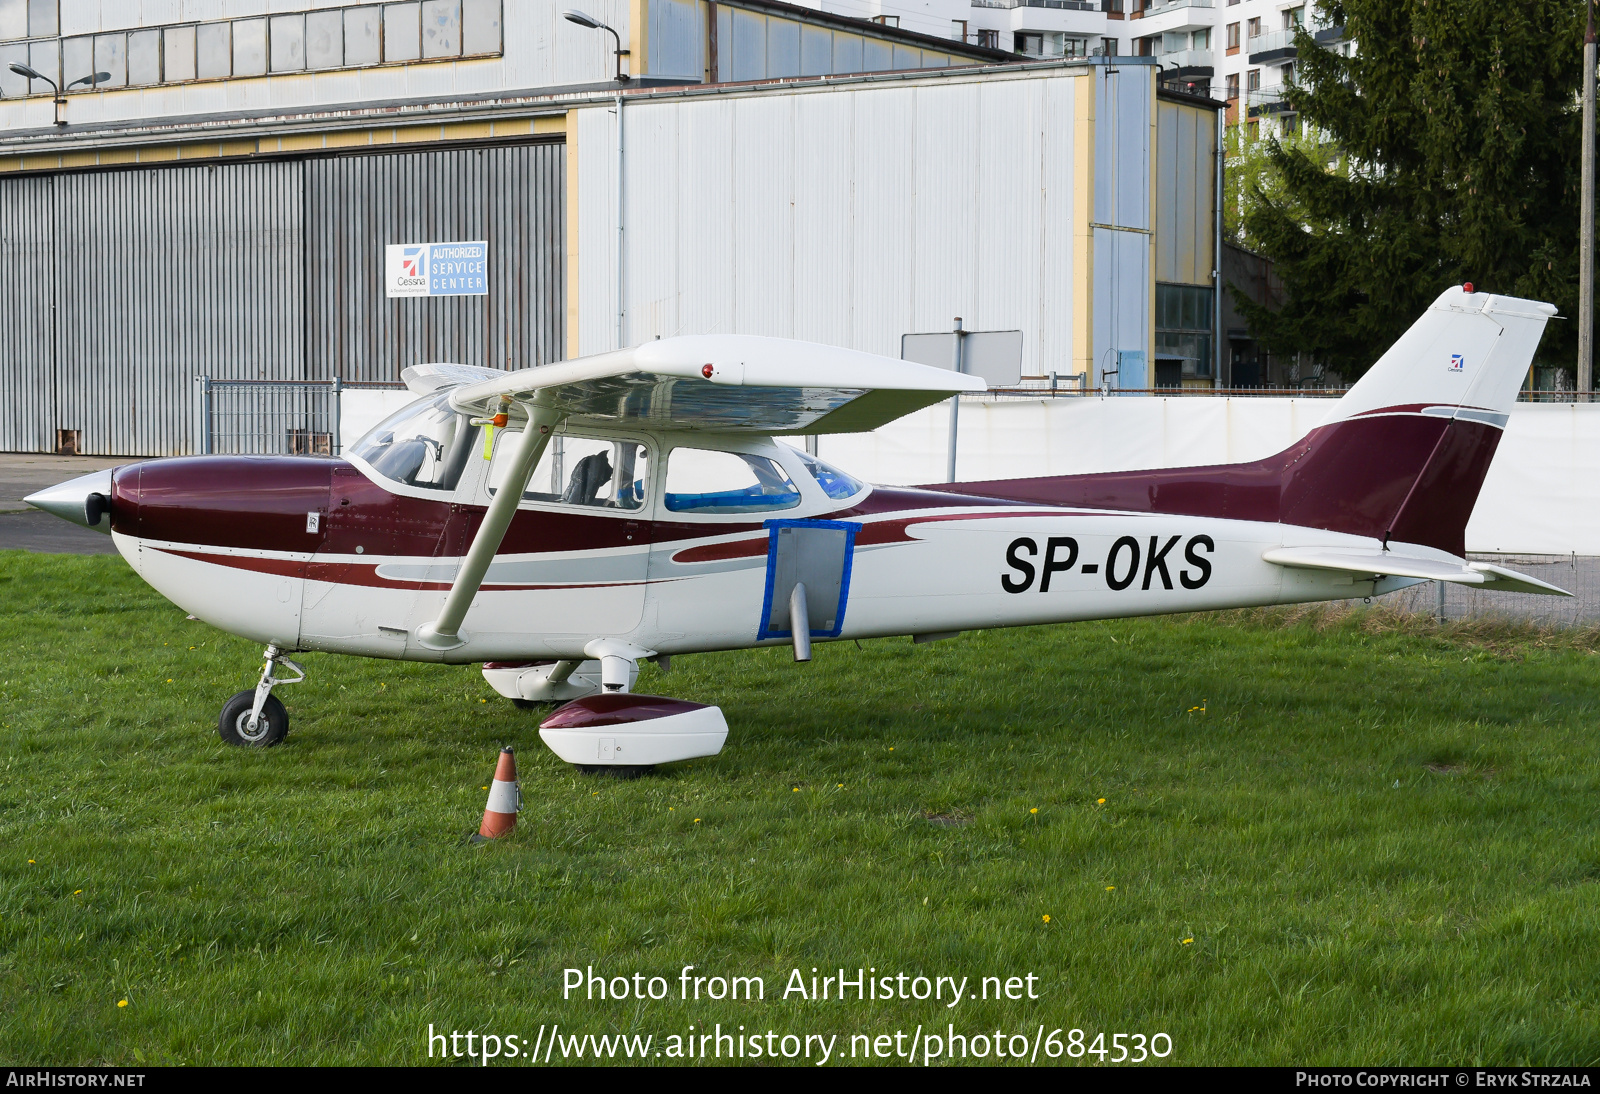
[416,402,565,651]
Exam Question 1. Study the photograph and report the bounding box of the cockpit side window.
[488,432,650,511]
[350,394,479,491]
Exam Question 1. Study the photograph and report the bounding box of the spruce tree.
[1237,0,1586,378]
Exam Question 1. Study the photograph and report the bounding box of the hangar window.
[21,1,502,97]
[233,18,267,76]
[195,22,231,80]
[0,0,56,42]
[384,3,422,63]
[270,15,306,72]
[664,448,801,515]
[163,26,195,81]
[422,0,461,58]
[127,29,160,86]
[306,10,344,69]
[352,393,479,492]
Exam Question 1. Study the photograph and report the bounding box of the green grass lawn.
[2,550,1598,1066]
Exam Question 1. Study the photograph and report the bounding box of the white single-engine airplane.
[27,286,1570,773]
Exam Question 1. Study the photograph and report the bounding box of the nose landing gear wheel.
[218,690,290,747]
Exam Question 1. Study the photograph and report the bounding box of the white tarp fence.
[815,397,1600,557]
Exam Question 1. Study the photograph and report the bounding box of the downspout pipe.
[1214,103,1225,387]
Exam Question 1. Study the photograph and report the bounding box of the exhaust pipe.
[789,582,812,662]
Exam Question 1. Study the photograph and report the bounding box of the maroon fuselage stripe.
[110,407,1498,568]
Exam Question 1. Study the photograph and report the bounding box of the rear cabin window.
[489,433,649,510]
[664,448,801,514]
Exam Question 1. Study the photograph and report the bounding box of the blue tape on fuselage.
[756,519,860,642]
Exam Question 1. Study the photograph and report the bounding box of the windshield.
[793,450,865,500]
[350,393,479,491]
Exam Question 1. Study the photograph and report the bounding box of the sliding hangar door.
[0,139,564,456]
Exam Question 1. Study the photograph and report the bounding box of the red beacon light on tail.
[1464,283,1474,293]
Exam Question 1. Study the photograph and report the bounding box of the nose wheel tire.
[218,690,290,747]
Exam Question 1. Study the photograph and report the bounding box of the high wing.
[401,362,504,396]
[414,334,982,651]
[444,334,985,435]
[1262,547,1572,596]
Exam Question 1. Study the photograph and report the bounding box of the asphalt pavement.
[0,454,136,556]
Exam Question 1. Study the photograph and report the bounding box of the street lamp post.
[564,9,632,348]
[562,9,631,84]
[8,63,110,126]
[1580,0,1596,396]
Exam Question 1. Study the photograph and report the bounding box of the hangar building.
[0,0,1220,456]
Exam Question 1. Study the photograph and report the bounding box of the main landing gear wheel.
[218,691,289,747]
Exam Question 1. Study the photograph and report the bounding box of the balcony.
[1247,27,1300,63]
[1135,0,1213,13]
[1160,47,1214,70]
[1245,88,1296,117]
[1131,0,1214,34]
[970,0,1107,9]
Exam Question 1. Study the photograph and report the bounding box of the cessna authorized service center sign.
[385,240,489,297]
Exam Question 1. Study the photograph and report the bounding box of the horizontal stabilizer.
[1466,561,1574,597]
[1262,547,1571,597]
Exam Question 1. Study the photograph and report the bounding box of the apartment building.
[782,0,1344,132]
[1094,0,1345,132]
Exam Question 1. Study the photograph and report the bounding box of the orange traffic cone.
[476,746,520,840]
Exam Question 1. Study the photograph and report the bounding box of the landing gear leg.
[217,644,305,747]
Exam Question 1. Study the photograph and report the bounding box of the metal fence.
[981,382,1594,402]
[1381,556,1600,628]
[197,377,405,456]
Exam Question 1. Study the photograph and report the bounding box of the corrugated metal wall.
[1153,98,1216,287]
[587,72,1081,377]
[306,142,566,382]
[54,161,306,456]
[0,139,564,456]
[0,176,56,454]
[1091,65,1154,386]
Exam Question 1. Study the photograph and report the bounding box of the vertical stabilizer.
[931,287,1557,558]
[1320,286,1556,426]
